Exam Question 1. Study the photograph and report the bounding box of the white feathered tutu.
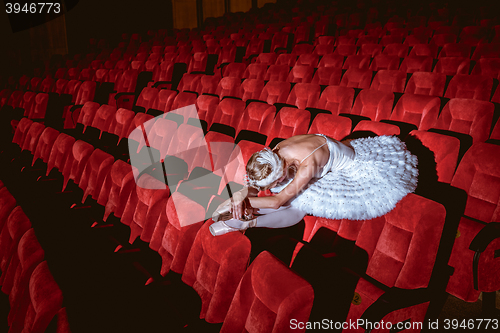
[270,135,418,221]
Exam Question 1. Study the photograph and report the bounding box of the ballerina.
[210,134,418,236]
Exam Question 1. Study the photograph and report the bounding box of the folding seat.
[221,62,246,79]
[217,45,237,66]
[78,148,114,203]
[406,130,460,184]
[445,143,500,308]
[133,87,159,114]
[471,43,500,60]
[270,32,289,53]
[295,53,319,67]
[181,220,251,323]
[412,26,434,39]
[274,54,297,68]
[285,83,321,110]
[408,43,439,58]
[303,194,446,333]
[0,89,12,107]
[240,78,265,102]
[66,68,80,80]
[62,80,96,129]
[333,44,357,57]
[403,34,429,46]
[370,69,406,93]
[433,57,471,76]
[380,35,404,46]
[45,132,75,182]
[242,63,268,80]
[197,75,219,96]
[3,229,44,328]
[399,56,433,73]
[108,69,140,109]
[308,113,351,140]
[11,261,65,333]
[12,118,33,150]
[459,26,488,45]
[105,108,136,156]
[145,60,159,73]
[389,93,441,131]
[54,68,67,80]
[348,89,394,122]
[177,73,202,93]
[130,60,145,72]
[444,74,493,101]
[0,207,31,288]
[356,36,379,46]
[170,91,198,111]
[470,58,500,78]
[382,43,409,58]
[258,81,291,105]
[339,68,373,89]
[432,98,494,143]
[94,69,109,83]
[405,72,447,97]
[312,44,334,56]
[438,43,472,58]
[150,89,177,113]
[124,112,155,157]
[317,54,344,69]
[235,102,275,138]
[316,85,354,115]
[0,188,16,233]
[215,77,242,100]
[39,77,55,93]
[430,33,458,46]
[208,98,246,139]
[254,53,277,66]
[26,93,49,120]
[195,95,219,127]
[335,36,356,46]
[244,39,265,61]
[352,120,400,136]
[220,251,314,333]
[20,92,36,119]
[64,140,94,189]
[265,107,310,146]
[286,65,314,83]
[264,65,290,82]
[175,52,193,67]
[315,36,335,46]
[310,67,342,86]
[84,104,117,144]
[187,52,208,74]
[342,55,371,70]
[31,127,59,167]
[20,123,45,159]
[357,43,383,57]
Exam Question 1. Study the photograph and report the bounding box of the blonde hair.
[245,148,285,190]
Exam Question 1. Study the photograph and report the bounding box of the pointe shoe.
[209,218,257,236]
[212,202,232,222]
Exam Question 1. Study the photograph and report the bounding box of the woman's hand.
[231,190,247,220]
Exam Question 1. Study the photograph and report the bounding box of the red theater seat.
[317,86,354,115]
[242,63,268,80]
[370,70,406,93]
[433,57,471,76]
[311,67,342,86]
[265,107,310,146]
[220,251,314,333]
[399,56,433,73]
[286,83,321,109]
[405,72,447,97]
[258,81,291,105]
[353,120,400,136]
[444,74,493,101]
[390,93,441,131]
[349,89,394,121]
[438,43,472,58]
[339,68,373,89]
[308,113,351,140]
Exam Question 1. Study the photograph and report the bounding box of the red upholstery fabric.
[405,72,447,97]
[18,261,64,333]
[444,74,493,101]
[275,54,297,67]
[242,64,268,80]
[178,74,202,93]
[195,95,219,126]
[353,120,401,136]
[286,65,314,83]
[21,92,36,118]
[107,108,135,144]
[317,86,354,115]
[171,92,198,111]
[390,93,441,130]
[5,229,44,327]
[220,251,314,333]
[255,53,277,65]
[46,133,75,182]
[188,52,208,73]
[433,98,494,143]
[210,98,246,130]
[349,89,394,121]
[135,87,160,111]
[333,44,357,57]
[339,68,373,89]
[21,122,45,153]
[399,56,433,73]
[296,53,320,67]
[318,54,345,68]
[308,114,352,140]
[407,130,460,183]
[198,75,220,95]
[98,160,135,221]
[222,62,247,79]
[408,43,438,58]
[438,43,472,58]
[181,220,251,323]
[343,55,371,70]
[79,149,114,203]
[311,67,342,86]
[0,188,16,235]
[258,81,291,105]
[447,143,500,301]
[470,58,500,78]
[265,65,291,82]
[216,77,242,100]
[32,127,59,166]
[383,43,409,57]
[151,89,177,113]
[240,79,265,102]
[286,83,321,109]
[76,101,100,133]
[12,118,33,148]
[66,140,94,188]
[433,57,470,76]
[358,43,383,57]
[236,102,275,136]
[370,70,406,93]
[90,104,117,137]
[369,55,401,71]
[265,107,311,146]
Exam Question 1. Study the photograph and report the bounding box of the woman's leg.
[224,205,306,229]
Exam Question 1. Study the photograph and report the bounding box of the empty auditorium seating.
[444,74,494,101]
[316,85,354,115]
[370,69,407,93]
[339,68,373,89]
[405,72,447,97]
[349,89,394,121]
[389,93,441,131]
[265,107,310,146]
[286,83,321,110]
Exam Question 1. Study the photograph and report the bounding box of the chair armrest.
[469,222,500,290]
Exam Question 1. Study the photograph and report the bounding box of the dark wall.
[65,0,174,54]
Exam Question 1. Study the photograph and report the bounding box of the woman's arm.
[246,161,318,211]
